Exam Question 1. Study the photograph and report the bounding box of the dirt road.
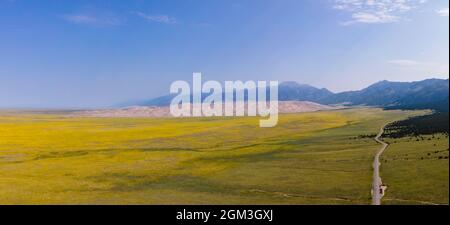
[372,124,389,205]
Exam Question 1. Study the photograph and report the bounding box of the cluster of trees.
[383,113,449,138]
[349,134,377,140]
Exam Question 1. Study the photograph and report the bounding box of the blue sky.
[0,0,448,108]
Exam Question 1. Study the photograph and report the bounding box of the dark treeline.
[383,112,449,138]
[349,134,377,140]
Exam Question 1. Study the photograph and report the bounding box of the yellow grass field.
[0,108,447,204]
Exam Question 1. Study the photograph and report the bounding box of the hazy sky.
[0,0,448,108]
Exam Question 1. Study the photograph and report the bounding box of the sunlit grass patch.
[1,108,445,204]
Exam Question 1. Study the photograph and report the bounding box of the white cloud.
[388,59,449,77]
[341,11,399,25]
[334,0,427,25]
[134,12,177,24]
[62,13,123,26]
[388,59,430,66]
[437,8,449,17]
[388,59,435,67]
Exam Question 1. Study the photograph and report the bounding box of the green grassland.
[0,108,447,204]
[381,134,449,205]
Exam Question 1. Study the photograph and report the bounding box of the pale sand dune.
[71,101,338,118]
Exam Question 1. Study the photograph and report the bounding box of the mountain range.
[120,78,449,112]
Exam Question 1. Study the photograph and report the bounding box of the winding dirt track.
[372,124,389,205]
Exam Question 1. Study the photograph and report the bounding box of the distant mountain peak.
[320,78,448,111]
[369,80,396,87]
[278,81,333,102]
[119,78,449,112]
[280,81,331,91]
[280,81,305,87]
